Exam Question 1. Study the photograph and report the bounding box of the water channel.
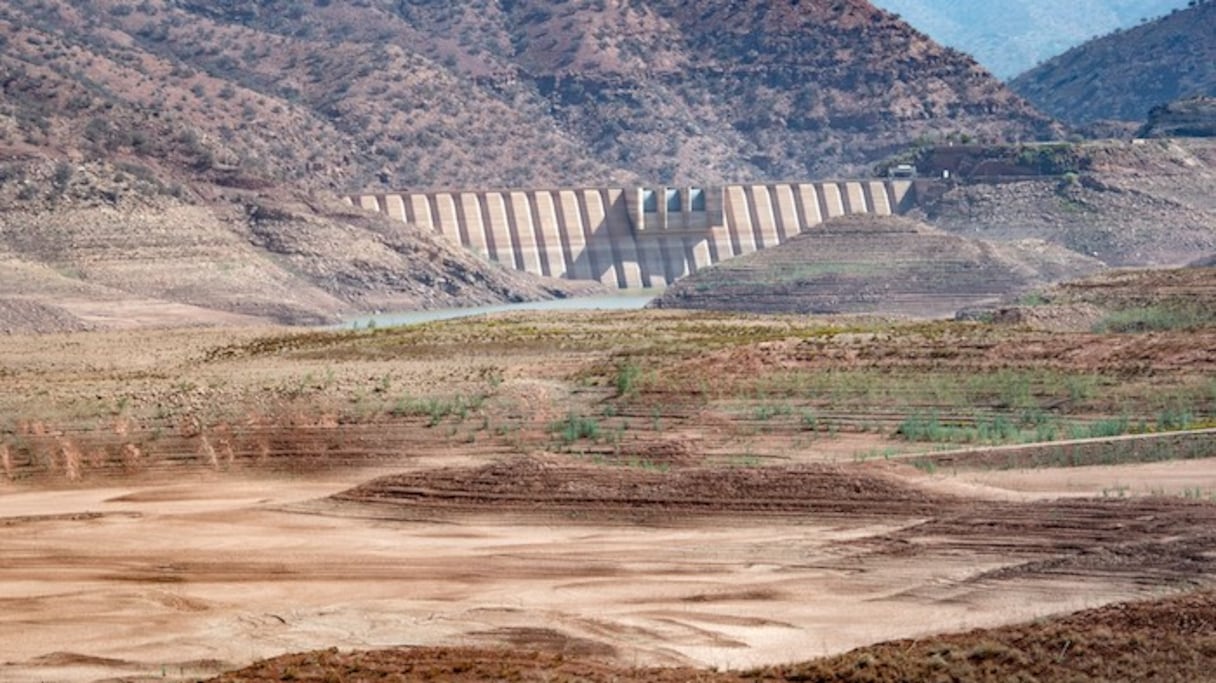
[340,293,656,329]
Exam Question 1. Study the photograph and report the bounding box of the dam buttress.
[349,180,917,289]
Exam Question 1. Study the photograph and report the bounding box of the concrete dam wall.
[348,180,917,289]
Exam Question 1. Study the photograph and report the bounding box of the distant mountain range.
[870,0,1190,79]
[1010,0,1216,124]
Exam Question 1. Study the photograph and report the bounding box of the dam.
[348,180,918,289]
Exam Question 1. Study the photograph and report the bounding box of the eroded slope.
[650,215,1102,316]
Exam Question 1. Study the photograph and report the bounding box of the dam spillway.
[348,180,917,289]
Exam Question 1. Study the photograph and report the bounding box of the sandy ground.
[953,457,1216,499]
[53,297,271,330]
[4,457,1213,683]
[1,297,1213,682]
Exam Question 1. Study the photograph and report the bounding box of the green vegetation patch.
[727,368,1111,412]
[908,430,1216,471]
[550,412,602,446]
[391,393,485,427]
[1093,304,1216,333]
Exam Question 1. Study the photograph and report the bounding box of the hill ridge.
[1011,1,1216,124]
[2,0,1057,191]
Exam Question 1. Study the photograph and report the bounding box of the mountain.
[0,0,1068,329]
[0,0,1056,191]
[1010,1,1216,125]
[869,0,1190,80]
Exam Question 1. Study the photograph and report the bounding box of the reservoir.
[340,294,655,329]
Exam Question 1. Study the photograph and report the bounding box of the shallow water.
[340,294,655,329]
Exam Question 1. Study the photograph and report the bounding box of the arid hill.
[914,138,1216,267]
[1010,1,1216,125]
[0,0,1069,330]
[1140,96,1216,138]
[0,0,1057,191]
[649,215,1103,317]
[0,159,594,329]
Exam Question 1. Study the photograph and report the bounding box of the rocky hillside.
[914,139,1216,267]
[651,137,1216,318]
[1140,96,1216,138]
[1010,1,1216,124]
[0,0,1058,191]
[649,215,1103,317]
[870,0,1188,80]
[0,159,593,330]
[0,0,1071,330]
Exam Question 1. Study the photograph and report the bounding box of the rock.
[1139,97,1216,139]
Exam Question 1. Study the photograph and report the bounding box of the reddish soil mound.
[206,647,731,683]
[334,458,1216,587]
[979,267,1216,332]
[1051,266,1216,312]
[911,431,1216,471]
[866,496,1216,586]
[760,589,1216,682]
[209,590,1216,682]
[332,459,949,522]
[0,416,522,484]
[979,302,1105,331]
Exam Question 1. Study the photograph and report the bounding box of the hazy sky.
[869,0,1192,79]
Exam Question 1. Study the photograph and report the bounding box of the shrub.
[614,361,641,397]
[1158,406,1195,431]
[896,412,946,442]
[51,162,74,194]
[1092,417,1130,438]
[551,413,600,445]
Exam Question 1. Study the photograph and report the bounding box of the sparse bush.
[897,412,947,442]
[83,117,112,147]
[1158,406,1195,431]
[753,403,792,421]
[898,411,1058,445]
[551,413,600,445]
[614,361,640,397]
[391,394,483,427]
[51,162,74,194]
[1069,417,1130,440]
[1057,171,1080,194]
[800,410,819,431]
